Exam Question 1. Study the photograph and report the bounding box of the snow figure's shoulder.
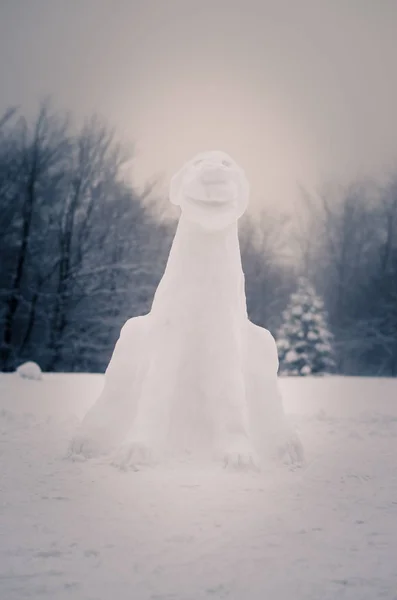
[114,315,151,349]
[119,315,150,337]
[246,321,279,374]
[105,315,151,377]
[247,321,277,345]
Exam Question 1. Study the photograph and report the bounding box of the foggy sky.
[1,0,397,211]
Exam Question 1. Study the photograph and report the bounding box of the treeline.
[0,103,396,375]
[294,182,397,376]
[0,103,171,372]
[243,179,397,376]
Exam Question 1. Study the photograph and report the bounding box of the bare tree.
[0,102,69,369]
[0,103,171,373]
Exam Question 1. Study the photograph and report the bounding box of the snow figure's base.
[68,433,303,473]
[69,151,304,472]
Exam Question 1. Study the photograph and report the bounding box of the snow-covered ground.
[1,373,396,600]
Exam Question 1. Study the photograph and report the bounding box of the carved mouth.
[186,195,233,209]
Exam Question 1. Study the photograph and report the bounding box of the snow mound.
[16,361,42,381]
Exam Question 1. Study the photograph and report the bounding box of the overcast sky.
[1,0,397,211]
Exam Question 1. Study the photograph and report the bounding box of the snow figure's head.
[170,151,249,232]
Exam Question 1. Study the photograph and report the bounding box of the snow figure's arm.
[245,322,304,464]
[102,317,145,393]
[245,323,287,441]
[246,322,280,377]
[69,315,149,457]
[258,326,279,376]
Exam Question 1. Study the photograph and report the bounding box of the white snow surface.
[1,372,397,600]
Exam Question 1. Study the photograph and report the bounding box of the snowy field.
[1,373,396,600]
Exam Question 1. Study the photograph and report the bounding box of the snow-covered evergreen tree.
[276,277,336,376]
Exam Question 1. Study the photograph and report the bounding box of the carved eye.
[194,159,203,167]
[222,159,231,167]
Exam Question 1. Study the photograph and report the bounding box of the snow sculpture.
[16,361,43,381]
[70,151,303,470]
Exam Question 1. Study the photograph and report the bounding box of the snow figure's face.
[170,151,249,231]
